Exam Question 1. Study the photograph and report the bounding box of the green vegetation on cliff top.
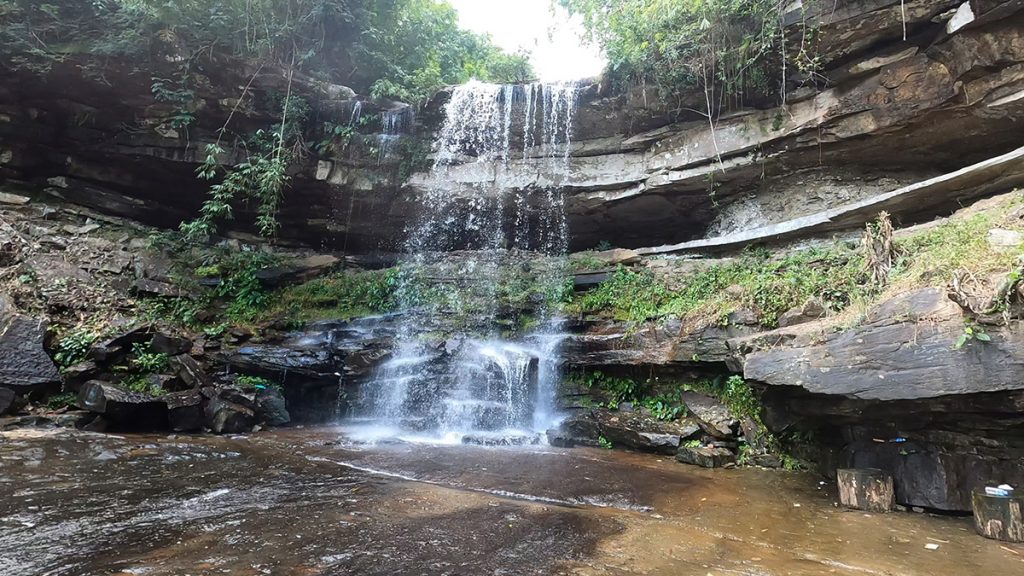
[560,0,797,109]
[565,193,1024,329]
[0,0,532,101]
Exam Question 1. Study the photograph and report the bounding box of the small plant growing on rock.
[53,326,102,369]
[131,342,170,373]
[237,375,281,391]
[598,436,613,450]
[954,323,991,349]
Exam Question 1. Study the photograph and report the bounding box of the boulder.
[168,354,213,388]
[676,445,737,468]
[546,410,701,454]
[146,373,188,393]
[0,387,17,415]
[255,387,291,426]
[0,296,61,393]
[77,380,168,429]
[150,332,192,356]
[87,325,154,363]
[61,360,101,392]
[680,391,738,438]
[737,288,1024,401]
[202,387,257,434]
[164,389,204,432]
[546,414,603,448]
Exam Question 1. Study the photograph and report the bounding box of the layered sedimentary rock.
[2,0,1022,253]
[413,0,1024,250]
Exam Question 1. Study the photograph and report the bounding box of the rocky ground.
[0,190,355,433]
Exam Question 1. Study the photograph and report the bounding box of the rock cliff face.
[3,0,1022,253]
[414,0,1024,250]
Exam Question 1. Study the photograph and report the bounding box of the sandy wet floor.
[0,426,1021,575]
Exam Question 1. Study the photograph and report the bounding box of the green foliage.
[183,138,290,243]
[53,326,102,369]
[566,244,867,327]
[237,374,281,391]
[151,70,196,129]
[130,341,170,373]
[358,0,535,101]
[314,121,357,157]
[644,391,689,421]
[597,435,613,449]
[576,370,687,421]
[892,212,1015,286]
[267,267,400,322]
[141,295,210,328]
[140,245,276,326]
[560,0,785,108]
[580,370,641,408]
[689,375,760,422]
[213,250,276,321]
[1,0,532,103]
[954,322,991,350]
[46,392,78,411]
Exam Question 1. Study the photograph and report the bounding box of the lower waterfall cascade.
[349,81,580,443]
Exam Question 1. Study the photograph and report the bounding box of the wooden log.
[837,468,894,512]
[972,489,1024,542]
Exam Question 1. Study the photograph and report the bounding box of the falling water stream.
[350,81,579,443]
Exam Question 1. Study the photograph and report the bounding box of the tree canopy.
[559,0,787,112]
[0,0,533,101]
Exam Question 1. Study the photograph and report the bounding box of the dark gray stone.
[164,389,204,432]
[77,380,168,429]
[202,387,257,434]
[150,332,192,356]
[681,391,738,438]
[255,387,290,427]
[0,296,60,394]
[169,354,212,388]
[676,445,736,468]
[738,288,1024,401]
[61,360,101,392]
[0,387,16,415]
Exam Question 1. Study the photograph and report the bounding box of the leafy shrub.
[131,342,170,373]
[53,326,102,369]
[560,0,787,108]
[237,374,281,391]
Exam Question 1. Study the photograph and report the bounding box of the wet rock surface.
[0,427,1019,576]
[0,295,60,394]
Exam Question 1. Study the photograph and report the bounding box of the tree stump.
[972,489,1024,542]
[837,468,894,512]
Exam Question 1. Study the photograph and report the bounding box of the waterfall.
[353,80,578,443]
[378,106,412,164]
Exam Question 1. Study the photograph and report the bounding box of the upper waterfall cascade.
[351,81,579,443]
